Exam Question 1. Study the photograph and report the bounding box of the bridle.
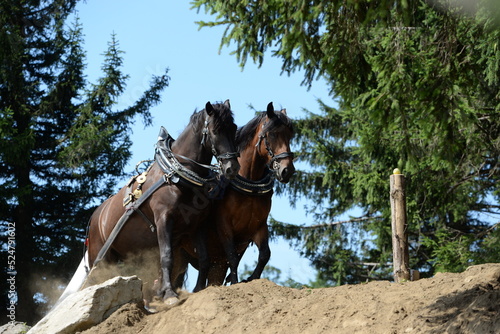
[200,113,240,171]
[255,128,295,173]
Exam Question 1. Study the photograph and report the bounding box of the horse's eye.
[267,132,277,140]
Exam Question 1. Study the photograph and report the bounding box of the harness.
[92,175,170,267]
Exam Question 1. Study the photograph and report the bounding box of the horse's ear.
[281,108,287,115]
[224,99,231,109]
[206,101,214,116]
[266,102,276,118]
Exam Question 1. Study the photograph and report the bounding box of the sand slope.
[81,263,500,334]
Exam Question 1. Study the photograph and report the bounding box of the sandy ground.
[80,263,500,334]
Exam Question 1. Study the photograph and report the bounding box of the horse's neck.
[172,126,211,175]
[238,144,268,181]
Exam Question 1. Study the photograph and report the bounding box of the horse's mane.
[236,110,293,152]
[190,102,236,134]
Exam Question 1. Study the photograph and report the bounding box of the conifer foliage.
[192,0,500,285]
[0,1,169,323]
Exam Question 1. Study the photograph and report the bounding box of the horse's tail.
[52,251,90,309]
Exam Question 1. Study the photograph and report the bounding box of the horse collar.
[230,170,275,195]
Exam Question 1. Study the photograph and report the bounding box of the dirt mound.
[81,263,500,334]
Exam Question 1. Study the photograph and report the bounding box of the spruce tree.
[192,0,500,284]
[0,1,169,323]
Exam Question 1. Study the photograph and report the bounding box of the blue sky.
[75,1,334,288]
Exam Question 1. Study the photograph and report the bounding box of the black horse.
[87,100,239,304]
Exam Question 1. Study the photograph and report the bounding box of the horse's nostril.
[280,165,295,182]
[225,165,238,178]
[222,160,240,179]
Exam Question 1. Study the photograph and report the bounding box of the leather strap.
[93,176,167,267]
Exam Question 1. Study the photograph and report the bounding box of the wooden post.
[390,169,410,283]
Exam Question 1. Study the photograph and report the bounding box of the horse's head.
[203,100,240,179]
[255,102,295,183]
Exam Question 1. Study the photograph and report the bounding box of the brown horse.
[87,100,240,304]
[173,102,295,288]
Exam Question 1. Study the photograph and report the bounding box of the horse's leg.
[224,246,248,284]
[207,260,228,286]
[171,246,189,291]
[246,225,271,281]
[220,232,241,285]
[192,224,210,292]
[156,214,178,304]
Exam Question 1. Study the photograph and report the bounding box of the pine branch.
[303,216,384,230]
[269,215,384,240]
[476,221,500,238]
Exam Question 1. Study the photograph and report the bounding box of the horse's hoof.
[164,296,179,306]
[144,305,158,313]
